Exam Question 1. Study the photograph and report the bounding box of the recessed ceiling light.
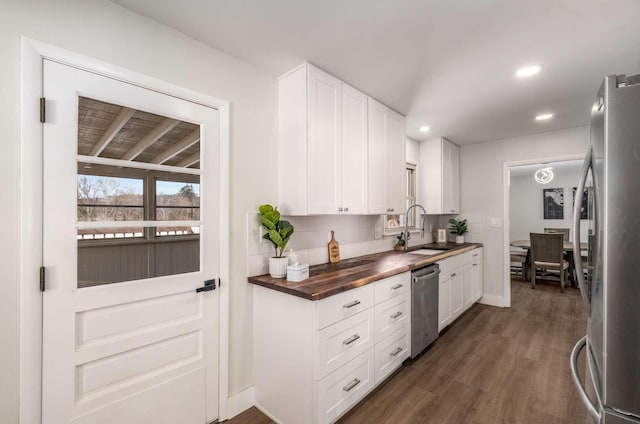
[516,65,542,78]
[419,126,430,133]
[535,113,553,121]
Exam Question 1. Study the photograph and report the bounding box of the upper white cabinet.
[419,137,460,214]
[280,64,367,215]
[367,99,406,215]
[279,63,404,215]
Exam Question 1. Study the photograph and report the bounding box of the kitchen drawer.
[464,247,483,263]
[374,325,410,385]
[374,292,410,343]
[317,349,374,424]
[316,284,374,330]
[317,308,374,380]
[374,271,410,304]
[437,255,465,275]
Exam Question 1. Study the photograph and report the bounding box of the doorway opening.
[506,158,586,302]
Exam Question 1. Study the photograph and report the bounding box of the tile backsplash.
[247,213,435,276]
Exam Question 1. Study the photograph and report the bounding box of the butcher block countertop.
[248,242,482,301]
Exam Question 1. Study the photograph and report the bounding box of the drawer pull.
[451,273,457,277]
[342,334,361,346]
[391,284,403,290]
[343,300,361,309]
[473,264,478,267]
[390,347,403,357]
[390,311,403,319]
[472,254,478,257]
[343,378,361,392]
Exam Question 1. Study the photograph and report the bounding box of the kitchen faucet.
[403,204,427,251]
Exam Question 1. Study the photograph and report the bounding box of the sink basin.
[410,249,448,255]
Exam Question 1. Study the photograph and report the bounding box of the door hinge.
[40,266,46,292]
[39,97,46,123]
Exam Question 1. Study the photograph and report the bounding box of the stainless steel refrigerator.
[571,74,640,424]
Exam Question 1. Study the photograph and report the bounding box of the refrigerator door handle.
[573,147,593,316]
[570,336,601,422]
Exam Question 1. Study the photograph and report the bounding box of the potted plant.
[259,204,294,277]
[448,218,468,244]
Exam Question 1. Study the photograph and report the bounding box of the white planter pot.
[455,235,465,244]
[269,256,288,278]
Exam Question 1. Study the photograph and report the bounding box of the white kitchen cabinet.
[438,273,452,331]
[438,247,483,332]
[254,272,411,424]
[279,63,368,215]
[419,137,460,215]
[367,99,406,214]
[466,247,483,303]
[450,268,464,320]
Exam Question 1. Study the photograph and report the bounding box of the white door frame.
[501,153,584,308]
[19,37,230,424]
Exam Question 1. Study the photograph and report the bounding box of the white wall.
[510,163,588,241]
[0,1,277,422]
[460,126,589,306]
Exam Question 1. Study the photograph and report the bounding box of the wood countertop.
[248,242,482,301]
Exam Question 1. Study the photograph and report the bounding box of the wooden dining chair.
[544,227,570,241]
[530,232,569,292]
[510,251,527,281]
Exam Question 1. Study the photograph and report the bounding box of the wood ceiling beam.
[88,107,136,156]
[151,129,200,164]
[175,152,200,168]
[121,118,179,161]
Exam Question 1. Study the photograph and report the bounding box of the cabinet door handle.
[344,207,349,212]
[391,284,403,290]
[450,209,455,213]
[338,207,343,212]
[390,208,395,212]
[342,334,361,345]
[451,273,457,277]
[390,347,403,357]
[343,300,361,309]
[473,264,478,267]
[472,254,478,257]
[343,378,361,392]
[391,311,403,319]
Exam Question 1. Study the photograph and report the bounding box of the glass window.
[385,164,416,233]
[155,180,200,222]
[77,174,145,240]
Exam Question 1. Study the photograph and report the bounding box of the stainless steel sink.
[410,249,448,255]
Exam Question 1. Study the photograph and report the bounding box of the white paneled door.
[42,60,220,424]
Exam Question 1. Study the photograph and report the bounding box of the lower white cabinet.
[317,349,375,424]
[438,247,483,332]
[254,272,411,424]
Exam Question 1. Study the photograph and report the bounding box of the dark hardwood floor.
[227,278,587,424]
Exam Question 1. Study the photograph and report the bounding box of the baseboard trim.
[227,386,255,419]
[479,295,507,308]
[254,403,284,424]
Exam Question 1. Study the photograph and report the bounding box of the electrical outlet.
[374,227,382,240]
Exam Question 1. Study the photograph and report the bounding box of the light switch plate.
[490,218,502,228]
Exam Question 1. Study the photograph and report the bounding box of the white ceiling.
[111,0,640,145]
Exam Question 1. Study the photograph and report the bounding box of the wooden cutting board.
[328,230,340,263]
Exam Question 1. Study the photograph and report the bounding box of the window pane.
[77,227,200,287]
[155,180,200,221]
[77,174,143,222]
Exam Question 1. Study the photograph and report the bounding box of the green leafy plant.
[448,218,468,235]
[259,204,294,257]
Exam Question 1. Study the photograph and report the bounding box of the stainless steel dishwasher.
[411,263,440,358]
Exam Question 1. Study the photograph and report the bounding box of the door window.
[76,97,202,287]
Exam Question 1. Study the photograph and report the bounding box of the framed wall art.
[543,187,564,219]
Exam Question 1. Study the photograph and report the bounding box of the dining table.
[510,239,588,285]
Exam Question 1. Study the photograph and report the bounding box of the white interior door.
[42,59,220,424]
